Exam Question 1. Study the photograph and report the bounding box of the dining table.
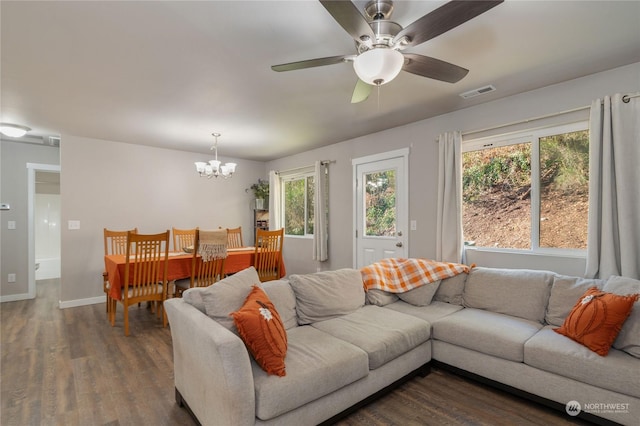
[105,247,285,301]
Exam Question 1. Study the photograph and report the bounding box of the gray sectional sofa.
[164,265,640,426]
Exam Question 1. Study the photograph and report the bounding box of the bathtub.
[35,257,60,280]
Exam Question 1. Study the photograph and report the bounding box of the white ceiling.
[2,1,639,161]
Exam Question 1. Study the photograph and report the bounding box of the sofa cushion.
[201,266,261,332]
[365,288,399,306]
[432,308,543,362]
[554,287,638,356]
[182,286,206,313]
[545,275,605,326]
[463,267,553,323]
[231,285,287,376]
[398,280,441,306]
[433,273,467,305]
[312,305,431,369]
[525,326,640,399]
[385,300,464,324]
[261,279,298,330]
[604,275,640,358]
[289,269,365,325]
[252,326,369,420]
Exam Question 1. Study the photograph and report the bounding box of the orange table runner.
[105,248,285,300]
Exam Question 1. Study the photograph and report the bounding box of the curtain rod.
[441,92,639,140]
[275,160,334,175]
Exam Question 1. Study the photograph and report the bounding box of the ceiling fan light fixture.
[0,123,31,138]
[353,48,403,86]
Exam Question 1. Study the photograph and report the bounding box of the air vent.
[48,136,61,147]
[459,84,496,99]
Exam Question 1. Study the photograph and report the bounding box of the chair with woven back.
[103,227,137,317]
[226,226,244,248]
[254,228,284,282]
[110,230,170,336]
[172,227,197,252]
[174,229,227,297]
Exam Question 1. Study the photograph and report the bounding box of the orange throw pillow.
[231,285,288,376]
[555,287,639,356]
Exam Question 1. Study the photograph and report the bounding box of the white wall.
[266,62,640,276]
[59,136,267,306]
[35,193,61,280]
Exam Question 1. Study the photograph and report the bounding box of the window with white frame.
[281,170,314,237]
[462,121,589,252]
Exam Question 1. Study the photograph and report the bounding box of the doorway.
[352,148,409,268]
[27,163,61,298]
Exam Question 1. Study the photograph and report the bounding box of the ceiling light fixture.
[194,133,237,179]
[0,123,31,138]
[353,48,404,86]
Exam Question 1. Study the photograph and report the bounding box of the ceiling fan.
[272,0,503,103]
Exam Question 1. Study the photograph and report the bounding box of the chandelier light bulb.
[353,48,404,86]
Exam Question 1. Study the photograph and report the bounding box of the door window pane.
[365,170,396,237]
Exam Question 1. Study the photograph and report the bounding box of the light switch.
[68,220,81,230]
[7,221,16,230]
[410,220,417,231]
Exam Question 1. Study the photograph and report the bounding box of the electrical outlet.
[68,220,81,230]
[8,273,16,283]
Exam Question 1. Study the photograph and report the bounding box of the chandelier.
[194,133,237,179]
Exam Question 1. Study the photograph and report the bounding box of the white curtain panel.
[313,161,329,261]
[436,131,464,263]
[586,93,640,280]
[268,170,282,230]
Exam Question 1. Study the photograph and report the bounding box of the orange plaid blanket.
[361,258,471,293]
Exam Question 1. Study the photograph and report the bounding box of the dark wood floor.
[1,280,593,426]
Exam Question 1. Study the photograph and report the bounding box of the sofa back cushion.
[289,269,365,325]
[604,275,640,358]
[398,280,441,306]
[262,279,298,330]
[545,275,605,326]
[434,273,467,305]
[463,267,553,323]
[200,266,261,332]
[366,289,399,306]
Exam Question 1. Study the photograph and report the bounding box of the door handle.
[395,242,403,247]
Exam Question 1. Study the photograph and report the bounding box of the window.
[462,122,589,252]
[282,172,314,236]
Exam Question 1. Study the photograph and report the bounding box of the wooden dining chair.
[103,227,137,318]
[226,226,244,248]
[254,228,284,282]
[172,227,197,252]
[110,230,170,336]
[174,229,227,297]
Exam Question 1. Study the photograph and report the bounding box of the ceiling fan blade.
[319,0,376,43]
[271,55,350,72]
[402,53,469,83]
[351,79,373,104]
[393,1,503,48]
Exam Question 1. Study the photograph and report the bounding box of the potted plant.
[249,178,269,210]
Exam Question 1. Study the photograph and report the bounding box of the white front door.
[353,149,408,268]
